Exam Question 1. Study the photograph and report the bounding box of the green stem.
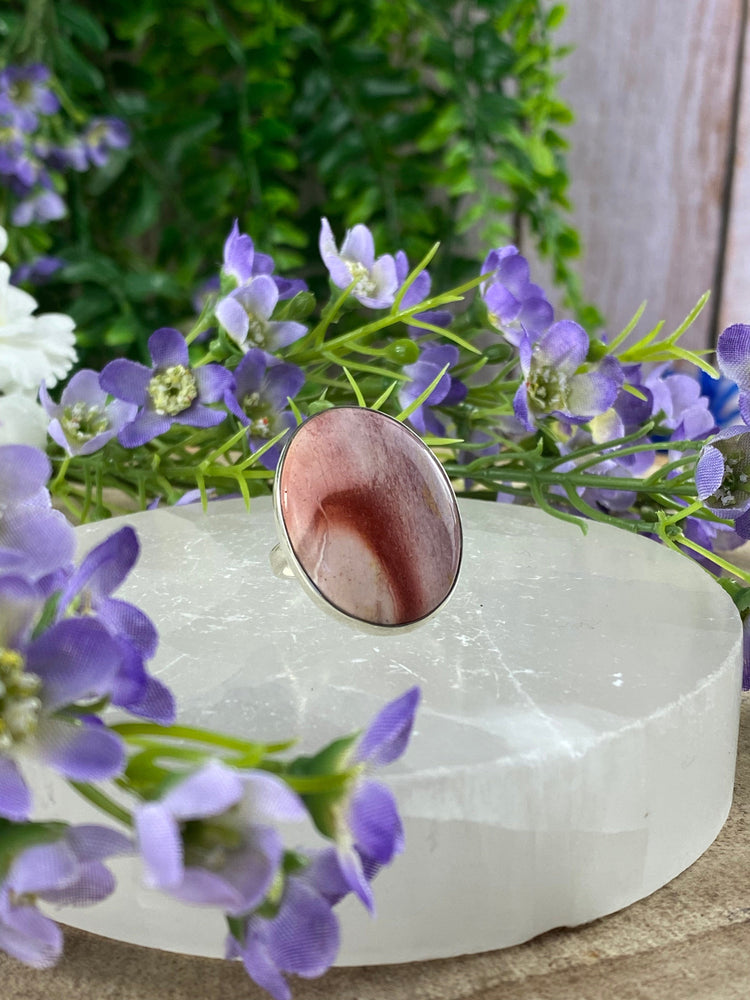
[69,782,133,828]
[670,534,750,584]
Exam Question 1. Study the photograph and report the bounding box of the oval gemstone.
[276,407,462,627]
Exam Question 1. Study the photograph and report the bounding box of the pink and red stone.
[277,408,462,627]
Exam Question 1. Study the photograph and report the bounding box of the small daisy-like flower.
[513,320,623,431]
[99,327,233,447]
[215,276,307,351]
[319,218,397,309]
[40,369,138,456]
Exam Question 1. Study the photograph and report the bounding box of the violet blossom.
[398,343,467,437]
[135,760,307,914]
[11,187,66,227]
[695,426,750,537]
[319,218,397,309]
[0,65,59,133]
[0,575,125,821]
[226,852,342,1000]
[513,320,623,431]
[215,276,307,351]
[481,245,554,345]
[100,326,233,447]
[321,686,420,912]
[11,255,64,286]
[0,444,75,584]
[222,220,307,301]
[224,349,304,470]
[80,117,130,168]
[40,368,138,456]
[57,526,174,725]
[716,323,750,424]
[0,821,131,969]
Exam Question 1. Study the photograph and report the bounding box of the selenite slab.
[44,496,742,965]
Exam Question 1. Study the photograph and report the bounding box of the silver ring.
[271,407,462,632]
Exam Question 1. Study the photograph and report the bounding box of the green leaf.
[58,2,109,51]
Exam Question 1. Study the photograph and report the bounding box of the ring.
[271,406,463,631]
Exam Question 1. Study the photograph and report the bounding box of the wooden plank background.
[529,0,747,351]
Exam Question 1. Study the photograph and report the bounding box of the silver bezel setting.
[272,407,463,633]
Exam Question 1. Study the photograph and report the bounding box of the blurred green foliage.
[1,0,595,367]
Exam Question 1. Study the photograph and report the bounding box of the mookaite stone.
[276,407,462,626]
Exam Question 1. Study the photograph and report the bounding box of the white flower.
[0,393,49,448]
[0,226,77,394]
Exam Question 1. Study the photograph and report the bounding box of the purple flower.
[224,350,304,470]
[226,859,341,1000]
[695,426,750,537]
[0,821,130,969]
[513,321,624,431]
[221,221,307,301]
[11,255,64,286]
[11,188,66,227]
[397,343,467,436]
[0,445,75,583]
[481,245,554,345]
[81,117,130,168]
[331,687,420,912]
[45,138,89,173]
[394,250,451,334]
[716,324,750,425]
[0,576,126,821]
[222,220,275,286]
[100,327,233,447]
[57,526,174,724]
[0,65,59,133]
[135,760,306,914]
[215,276,307,351]
[644,366,714,440]
[319,218,397,309]
[40,369,138,456]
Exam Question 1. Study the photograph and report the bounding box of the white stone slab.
[45,496,741,964]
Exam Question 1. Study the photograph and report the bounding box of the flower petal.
[267,880,340,977]
[717,324,750,392]
[215,294,250,345]
[148,327,189,369]
[36,720,124,781]
[118,409,172,447]
[40,860,116,906]
[696,445,727,500]
[348,779,404,865]
[99,359,152,405]
[66,824,132,862]
[537,320,589,370]
[194,363,234,403]
[135,802,183,888]
[341,224,375,268]
[0,898,62,968]
[162,761,243,820]
[238,772,307,825]
[8,842,77,896]
[0,445,50,507]
[355,686,420,767]
[0,757,31,821]
[28,618,121,710]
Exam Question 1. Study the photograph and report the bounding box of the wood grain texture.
[719,4,750,334]
[527,0,743,350]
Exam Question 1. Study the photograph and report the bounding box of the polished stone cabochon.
[277,407,462,626]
